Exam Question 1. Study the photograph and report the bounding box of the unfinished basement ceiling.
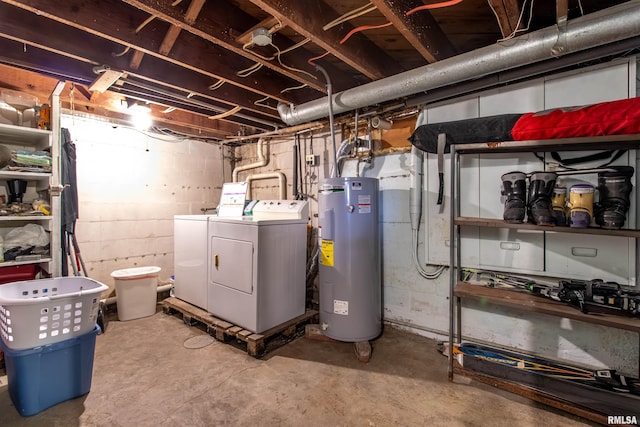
[0,0,633,141]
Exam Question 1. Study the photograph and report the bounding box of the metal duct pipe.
[277,1,640,125]
[315,65,338,178]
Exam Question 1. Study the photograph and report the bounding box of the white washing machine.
[207,200,308,333]
[173,215,215,309]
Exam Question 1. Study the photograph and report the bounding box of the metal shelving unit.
[447,133,640,420]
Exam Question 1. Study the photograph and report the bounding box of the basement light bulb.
[131,111,152,130]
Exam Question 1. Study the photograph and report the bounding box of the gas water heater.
[318,177,381,342]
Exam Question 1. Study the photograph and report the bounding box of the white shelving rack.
[0,98,61,277]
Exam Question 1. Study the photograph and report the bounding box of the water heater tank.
[318,177,381,342]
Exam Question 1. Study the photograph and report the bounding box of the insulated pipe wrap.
[278,1,640,125]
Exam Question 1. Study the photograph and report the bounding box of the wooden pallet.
[162,297,319,357]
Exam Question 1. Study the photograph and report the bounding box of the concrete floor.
[1,310,596,426]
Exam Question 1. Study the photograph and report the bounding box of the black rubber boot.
[527,171,557,225]
[501,171,527,223]
[594,166,634,229]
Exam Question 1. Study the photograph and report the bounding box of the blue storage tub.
[0,325,99,417]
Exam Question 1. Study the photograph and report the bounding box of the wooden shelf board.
[452,133,640,154]
[0,257,51,267]
[0,123,51,146]
[454,216,640,238]
[455,282,640,333]
[0,215,52,221]
[0,171,51,180]
[453,365,607,425]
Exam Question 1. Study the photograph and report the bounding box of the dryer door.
[210,237,253,294]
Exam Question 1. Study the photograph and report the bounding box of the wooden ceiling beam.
[0,62,245,139]
[119,0,326,92]
[235,17,281,47]
[0,36,279,132]
[129,49,146,70]
[0,63,63,103]
[249,0,403,80]
[0,7,285,118]
[159,0,206,56]
[158,26,182,57]
[122,0,354,93]
[487,0,522,38]
[109,84,272,130]
[370,0,457,63]
[133,0,206,73]
[65,95,243,140]
[556,0,568,24]
[1,0,312,102]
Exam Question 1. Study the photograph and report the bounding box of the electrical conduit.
[410,146,445,279]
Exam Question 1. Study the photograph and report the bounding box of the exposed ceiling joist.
[0,62,244,139]
[235,16,282,46]
[0,0,630,140]
[370,0,457,63]
[486,0,523,38]
[557,0,569,24]
[120,0,327,92]
[2,0,315,102]
[160,0,206,56]
[249,0,403,80]
[0,37,278,133]
[0,7,280,119]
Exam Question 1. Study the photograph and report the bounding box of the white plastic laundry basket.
[0,277,108,350]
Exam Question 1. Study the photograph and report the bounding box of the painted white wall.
[60,114,225,294]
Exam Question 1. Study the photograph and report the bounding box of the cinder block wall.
[60,114,226,294]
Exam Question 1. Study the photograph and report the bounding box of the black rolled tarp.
[408,114,523,205]
[408,113,523,154]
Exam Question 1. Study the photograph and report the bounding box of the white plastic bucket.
[111,266,161,321]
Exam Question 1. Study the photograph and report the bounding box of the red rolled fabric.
[511,97,640,141]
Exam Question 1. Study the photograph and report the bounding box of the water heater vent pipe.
[246,173,286,200]
[315,65,338,178]
[231,138,286,199]
[232,138,268,182]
